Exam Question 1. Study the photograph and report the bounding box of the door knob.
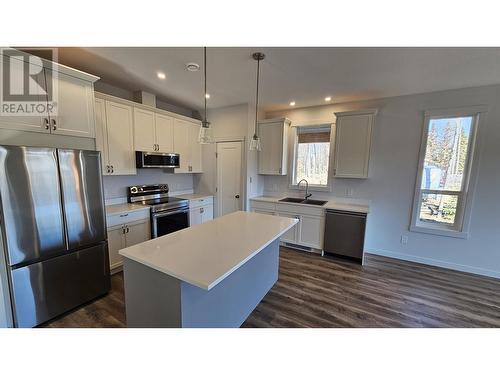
[235,195,240,199]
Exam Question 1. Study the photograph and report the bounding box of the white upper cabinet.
[133,107,156,152]
[333,109,376,179]
[173,118,202,173]
[95,96,135,176]
[0,51,98,139]
[0,54,46,133]
[258,118,290,175]
[155,113,174,153]
[134,108,175,153]
[47,71,96,138]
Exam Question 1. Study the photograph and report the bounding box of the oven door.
[152,208,189,238]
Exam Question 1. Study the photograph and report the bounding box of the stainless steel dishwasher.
[323,209,367,262]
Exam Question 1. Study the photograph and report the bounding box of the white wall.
[103,169,194,201]
[265,84,500,278]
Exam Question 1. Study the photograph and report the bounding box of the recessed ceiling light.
[289,101,296,106]
[325,96,332,102]
[157,72,166,80]
[205,93,210,99]
[186,62,200,72]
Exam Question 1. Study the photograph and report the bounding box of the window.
[410,107,484,237]
[292,125,332,188]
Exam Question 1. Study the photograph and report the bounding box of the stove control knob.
[130,187,138,194]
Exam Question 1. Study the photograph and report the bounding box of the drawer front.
[250,200,277,211]
[189,196,214,209]
[276,203,325,217]
[107,209,150,228]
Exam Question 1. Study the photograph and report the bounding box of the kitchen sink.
[279,197,305,203]
[279,197,328,206]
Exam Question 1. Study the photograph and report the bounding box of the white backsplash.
[102,169,194,201]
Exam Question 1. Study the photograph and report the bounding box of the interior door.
[0,146,66,266]
[155,113,174,153]
[216,141,242,217]
[134,108,156,152]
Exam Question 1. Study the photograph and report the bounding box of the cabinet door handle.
[44,118,49,130]
[200,207,204,214]
[122,227,126,234]
[111,165,114,173]
[51,118,57,131]
[126,227,130,233]
[235,195,240,199]
[119,213,129,217]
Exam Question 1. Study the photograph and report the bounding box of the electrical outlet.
[401,235,408,245]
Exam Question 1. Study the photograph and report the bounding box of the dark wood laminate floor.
[43,247,500,328]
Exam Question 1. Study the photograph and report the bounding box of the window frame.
[410,105,486,238]
[289,123,334,192]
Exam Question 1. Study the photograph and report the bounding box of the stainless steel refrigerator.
[0,145,110,327]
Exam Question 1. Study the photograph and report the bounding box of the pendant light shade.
[249,52,265,151]
[198,47,213,144]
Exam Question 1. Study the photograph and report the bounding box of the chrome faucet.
[297,179,312,200]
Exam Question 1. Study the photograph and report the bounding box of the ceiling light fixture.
[198,47,213,144]
[186,62,200,72]
[289,101,296,106]
[157,72,166,80]
[325,96,331,102]
[250,52,265,151]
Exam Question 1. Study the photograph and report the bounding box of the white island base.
[119,211,297,328]
[123,238,279,328]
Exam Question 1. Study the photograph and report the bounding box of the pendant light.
[198,47,213,144]
[249,52,265,151]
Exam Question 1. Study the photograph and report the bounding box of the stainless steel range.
[127,184,189,238]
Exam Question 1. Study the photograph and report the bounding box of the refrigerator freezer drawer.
[10,242,111,328]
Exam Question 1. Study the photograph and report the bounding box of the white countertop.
[250,195,370,214]
[105,203,150,216]
[119,211,297,290]
[177,193,213,200]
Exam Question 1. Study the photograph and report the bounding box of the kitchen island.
[119,211,298,328]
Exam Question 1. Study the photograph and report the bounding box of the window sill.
[288,184,332,193]
[409,224,469,239]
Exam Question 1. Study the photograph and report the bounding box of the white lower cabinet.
[106,211,150,272]
[277,212,300,243]
[188,196,214,226]
[250,199,325,251]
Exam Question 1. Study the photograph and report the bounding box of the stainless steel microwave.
[135,151,180,168]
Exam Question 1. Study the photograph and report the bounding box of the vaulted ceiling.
[54,47,500,112]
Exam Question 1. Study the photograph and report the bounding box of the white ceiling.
[56,47,500,112]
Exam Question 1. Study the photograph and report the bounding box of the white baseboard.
[366,248,500,279]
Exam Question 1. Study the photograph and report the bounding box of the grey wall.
[193,103,264,216]
[265,84,500,278]
[103,169,194,200]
